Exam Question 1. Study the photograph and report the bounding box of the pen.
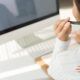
[69,21,80,25]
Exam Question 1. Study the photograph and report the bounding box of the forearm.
[48,38,71,78]
[49,37,71,64]
[48,18,72,78]
[54,38,71,54]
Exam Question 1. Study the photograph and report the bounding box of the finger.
[54,20,64,35]
[66,24,72,34]
[69,27,72,33]
[76,66,80,68]
[76,68,80,70]
[76,68,80,72]
[54,19,63,30]
[58,18,70,31]
[77,70,80,73]
[56,18,70,34]
[60,22,71,35]
[75,66,80,70]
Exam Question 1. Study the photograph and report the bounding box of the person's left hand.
[75,66,80,73]
[71,31,80,43]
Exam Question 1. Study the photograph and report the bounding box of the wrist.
[58,35,70,41]
[55,38,71,51]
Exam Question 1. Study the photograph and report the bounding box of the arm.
[48,18,72,78]
[52,17,72,58]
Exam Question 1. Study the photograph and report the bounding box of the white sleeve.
[53,38,71,55]
[48,38,71,78]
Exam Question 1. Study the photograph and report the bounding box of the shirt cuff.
[54,38,71,52]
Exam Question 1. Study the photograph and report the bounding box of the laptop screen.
[0,0,59,34]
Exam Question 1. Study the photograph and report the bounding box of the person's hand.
[54,18,72,41]
[71,31,80,43]
[75,66,80,73]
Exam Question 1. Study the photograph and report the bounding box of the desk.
[35,56,54,80]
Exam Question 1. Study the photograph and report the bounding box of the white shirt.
[48,38,80,80]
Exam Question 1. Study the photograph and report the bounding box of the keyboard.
[14,38,55,59]
[0,37,55,61]
[26,38,55,58]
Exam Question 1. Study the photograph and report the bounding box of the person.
[48,0,80,80]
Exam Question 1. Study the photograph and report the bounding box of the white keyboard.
[0,38,55,61]
[26,38,55,58]
[13,38,55,59]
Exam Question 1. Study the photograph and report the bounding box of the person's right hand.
[54,18,72,41]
